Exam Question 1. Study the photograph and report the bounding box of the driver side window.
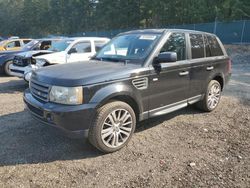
[71,41,91,53]
[160,33,186,61]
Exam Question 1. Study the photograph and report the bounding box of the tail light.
[227,59,232,73]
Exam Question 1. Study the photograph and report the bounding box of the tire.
[196,80,222,112]
[88,101,136,153]
[4,60,13,76]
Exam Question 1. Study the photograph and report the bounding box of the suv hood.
[16,50,54,58]
[34,51,66,64]
[32,60,143,86]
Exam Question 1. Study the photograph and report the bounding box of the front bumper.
[9,64,32,78]
[9,64,38,81]
[24,89,97,139]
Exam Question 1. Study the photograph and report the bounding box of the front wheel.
[88,101,136,153]
[4,60,13,76]
[196,80,222,112]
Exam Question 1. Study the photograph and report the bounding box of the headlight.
[49,86,83,105]
[36,59,46,67]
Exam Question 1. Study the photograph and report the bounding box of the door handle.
[179,71,189,76]
[207,66,214,71]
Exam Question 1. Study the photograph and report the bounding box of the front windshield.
[22,40,39,50]
[95,34,161,64]
[47,39,73,52]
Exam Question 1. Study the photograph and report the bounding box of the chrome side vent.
[132,77,148,90]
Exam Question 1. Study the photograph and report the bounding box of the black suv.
[24,29,231,153]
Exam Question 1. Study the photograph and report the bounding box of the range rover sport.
[24,29,231,153]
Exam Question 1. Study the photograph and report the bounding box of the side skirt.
[139,95,203,121]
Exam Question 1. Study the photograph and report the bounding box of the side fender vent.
[132,77,148,90]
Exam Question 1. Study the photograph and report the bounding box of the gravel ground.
[0,45,249,187]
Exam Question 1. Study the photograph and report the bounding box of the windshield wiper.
[91,56,131,65]
[99,57,127,63]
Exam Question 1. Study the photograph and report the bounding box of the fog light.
[46,113,54,122]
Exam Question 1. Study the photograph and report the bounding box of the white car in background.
[9,37,110,81]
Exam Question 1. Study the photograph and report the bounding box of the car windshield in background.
[95,34,161,64]
[22,40,39,50]
[48,40,73,52]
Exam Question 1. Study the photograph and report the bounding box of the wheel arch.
[89,84,143,123]
[105,95,140,123]
[212,74,225,90]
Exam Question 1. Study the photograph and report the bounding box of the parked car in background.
[0,38,32,51]
[0,38,63,75]
[9,37,110,81]
[24,29,231,153]
[8,38,68,79]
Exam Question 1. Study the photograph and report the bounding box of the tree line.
[0,0,249,37]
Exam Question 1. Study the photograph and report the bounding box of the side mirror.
[68,48,77,54]
[156,52,177,63]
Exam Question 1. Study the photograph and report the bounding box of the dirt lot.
[0,45,249,187]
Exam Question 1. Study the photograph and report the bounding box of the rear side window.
[5,41,21,48]
[190,34,205,59]
[160,33,186,61]
[206,35,224,56]
[94,41,107,52]
[23,40,31,44]
[204,36,212,57]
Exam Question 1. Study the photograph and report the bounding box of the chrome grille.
[30,80,50,102]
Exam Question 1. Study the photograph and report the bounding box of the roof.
[70,37,110,41]
[122,29,166,35]
[1,38,32,43]
[120,28,215,36]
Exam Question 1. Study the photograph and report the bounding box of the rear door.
[188,34,228,101]
[148,32,190,117]
[187,33,212,101]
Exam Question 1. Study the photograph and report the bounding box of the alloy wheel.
[101,109,133,148]
[207,83,221,110]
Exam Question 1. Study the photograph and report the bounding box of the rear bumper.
[224,72,232,87]
[24,89,97,139]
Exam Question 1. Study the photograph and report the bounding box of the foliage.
[0,0,249,37]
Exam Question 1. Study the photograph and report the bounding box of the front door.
[67,41,94,63]
[148,32,190,117]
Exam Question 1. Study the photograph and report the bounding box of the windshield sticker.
[139,35,157,40]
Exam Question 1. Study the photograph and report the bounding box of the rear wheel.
[88,101,136,153]
[4,60,12,76]
[196,80,222,112]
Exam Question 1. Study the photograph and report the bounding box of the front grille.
[30,80,50,102]
[26,102,44,117]
[13,56,30,67]
[10,69,24,74]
